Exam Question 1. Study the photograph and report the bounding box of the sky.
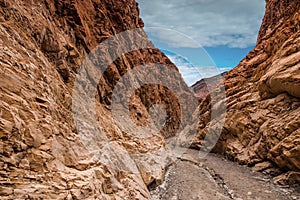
[136,0,266,85]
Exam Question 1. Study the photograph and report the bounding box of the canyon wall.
[0,0,189,199]
[190,0,300,185]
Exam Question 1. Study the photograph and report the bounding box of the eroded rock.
[0,0,185,198]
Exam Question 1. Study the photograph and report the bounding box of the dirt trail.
[150,149,300,200]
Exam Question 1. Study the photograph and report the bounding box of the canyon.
[0,0,299,199]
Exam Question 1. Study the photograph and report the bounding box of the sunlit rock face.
[0,0,190,198]
[189,0,300,185]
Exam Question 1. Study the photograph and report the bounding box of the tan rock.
[274,171,300,185]
[252,161,273,172]
[0,186,13,196]
[0,0,182,198]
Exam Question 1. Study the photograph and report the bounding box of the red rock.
[0,0,183,198]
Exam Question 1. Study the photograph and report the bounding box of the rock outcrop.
[0,0,189,199]
[192,72,227,99]
[189,0,300,185]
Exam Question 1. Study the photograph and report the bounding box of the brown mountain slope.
[192,72,227,99]
[188,0,300,185]
[0,0,191,199]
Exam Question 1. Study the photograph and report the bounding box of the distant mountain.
[191,72,227,99]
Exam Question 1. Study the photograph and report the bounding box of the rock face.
[0,0,188,199]
[190,0,300,184]
[192,72,226,99]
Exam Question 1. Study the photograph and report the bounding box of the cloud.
[136,0,265,48]
[145,28,201,48]
[166,53,223,85]
[218,66,233,72]
[167,54,202,85]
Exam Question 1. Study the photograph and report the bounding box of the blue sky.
[136,0,266,85]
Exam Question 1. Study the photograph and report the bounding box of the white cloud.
[166,54,223,85]
[137,0,265,48]
[218,66,233,72]
[145,28,201,48]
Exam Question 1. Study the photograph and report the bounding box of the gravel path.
[150,148,300,200]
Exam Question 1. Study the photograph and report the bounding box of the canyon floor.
[150,148,300,200]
